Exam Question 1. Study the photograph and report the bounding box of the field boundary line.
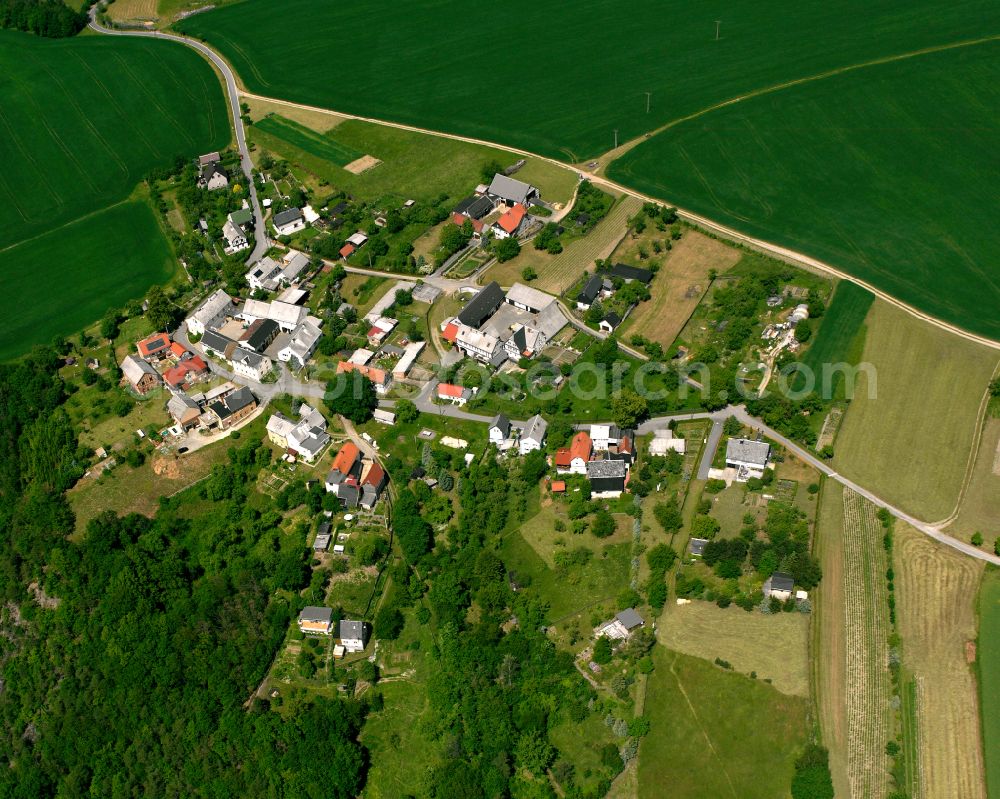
[0,199,130,256]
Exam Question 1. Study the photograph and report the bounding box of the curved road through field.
[88,15,1000,565]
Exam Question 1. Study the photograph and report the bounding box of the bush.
[971,531,984,547]
[592,636,613,664]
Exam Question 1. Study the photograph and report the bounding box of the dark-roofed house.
[207,386,257,430]
[489,414,511,445]
[240,318,280,353]
[199,162,229,191]
[586,459,627,498]
[610,263,653,284]
[576,275,603,310]
[339,619,366,652]
[599,312,623,333]
[167,392,201,429]
[272,207,306,236]
[725,437,772,482]
[298,606,333,634]
[453,194,495,220]
[457,281,505,328]
[688,537,708,557]
[763,572,795,600]
[200,329,236,359]
[487,174,539,207]
[519,414,547,454]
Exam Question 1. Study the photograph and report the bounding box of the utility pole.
[715,20,721,40]
[613,129,619,148]
[645,91,651,113]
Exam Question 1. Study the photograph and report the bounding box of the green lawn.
[979,568,1000,799]
[638,648,809,799]
[254,114,362,166]
[0,202,174,359]
[179,0,999,161]
[610,42,1000,340]
[0,29,228,358]
[796,282,874,398]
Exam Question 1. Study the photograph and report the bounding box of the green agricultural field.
[254,114,362,166]
[795,282,874,398]
[834,300,999,521]
[611,42,1000,339]
[638,648,808,799]
[179,0,1000,161]
[0,202,173,359]
[0,30,228,357]
[978,568,1000,799]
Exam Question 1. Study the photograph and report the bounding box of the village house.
[277,318,323,369]
[725,437,772,481]
[167,392,201,430]
[137,332,171,361]
[120,354,161,395]
[186,289,235,336]
[519,414,547,454]
[230,347,273,382]
[437,382,472,406]
[576,275,604,310]
[648,428,686,456]
[272,207,306,236]
[339,619,367,653]
[763,572,795,601]
[325,442,362,507]
[207,386,257,430]
[198,161,229,191]
[597,608,645,641]
[453,193,495,220]
[608,263,654,285]
[590,424,620,451]
[487,173,539,207]
[199,329,236,360]
[239,298,308,332]
[586,459,627,498]
[298,606,334,635]
[392,341,425,380]
[245,251,310,292]
[555,431,592,475]
[222,217,249,255]
[336,359,391,394]
[366,316,397,347]
[450,212,485,239]
[267,404,330,463]
[599,312,623,333]
[489,414,512,445]
[491,203,527,240]
[162,355,208,389]
[359,462,388,509]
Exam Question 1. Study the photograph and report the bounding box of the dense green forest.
[0,0,87,37]
[0,349,368,797]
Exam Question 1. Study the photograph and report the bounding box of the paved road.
[697,419,724,480]
[88,13,269,265]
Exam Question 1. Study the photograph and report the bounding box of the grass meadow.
[179,0,1000,161]
[796,282,874,397]
[945,418,1000,540]
[895,524,987,799]
[638,647,808,799]
[978,568,1000,799]
[0,30,227,358]
[610,42,1000,339]
[834,300,1000,521]
[254,114,362,166]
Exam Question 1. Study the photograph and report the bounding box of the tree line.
[0,0,87,37]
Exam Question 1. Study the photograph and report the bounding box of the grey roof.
[121,354,158,384]
[339,484,360,508]
[610,263,653,284]
[190,289,234,327]
[487,174,537,205]
[313,534,332,551]
[231,347,266,370]
[339,619,365,640]
[299,606,333,624]
[768,572,795,592]
[602,311,623,328]
[490,414,511,437]
[200,329,234,354]
[586,459,627,479]
[167,392,200,420]
[725,438,771,467]
[453,194,494,219]
[241,318,279,352]
[577,274,602,304]
[505,282,553,312]
[615,608,644,630]
[200,162,227,182]
[688,537,708,557]
[273,207,303,227]
[210,386,256,420]
[522,413,548,443]
[458,281,505,328]
[229,208,253,226]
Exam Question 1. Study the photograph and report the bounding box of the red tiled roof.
[442,322,459,343]
[619,436,633,454]
[497,203,526,234]
[554,448,571,467]
[437,382,466,398]
[331,443,360,475]
[570,431,592,462]
[162,356,208,387]
[340,243,355,258]
[551,481,566,493]
[362,462,385,487]
[188,355,207,372]
[452,212,484,234]
[337,360,388,385]
[137,333,170,358]
[169,342,188,359]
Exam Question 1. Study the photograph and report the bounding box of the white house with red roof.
[491,203,527,240]
[437,382,472,406]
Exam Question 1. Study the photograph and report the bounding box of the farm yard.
[618,230,738,350]
[638,647,808,799]
[0,30,228,357]
[894,523,987,799]
[610,41,1000,340]
[834,300,1000,522]
[979,569,1000,799]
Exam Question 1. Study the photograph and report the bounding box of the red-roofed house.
[557,431,591,475]
[551,480,566,493]
[492,203,527,240]
[441,321,459,343]
[137,332,171,360]
[326,443,362,499]
[366,317,397,347]
[360,462,388,509]
[163,355,208,388]
[169,341,190,360]
[340,243,355,259]
[337,360,391,394]
[451,212,484,237]
[437,382,471,406]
